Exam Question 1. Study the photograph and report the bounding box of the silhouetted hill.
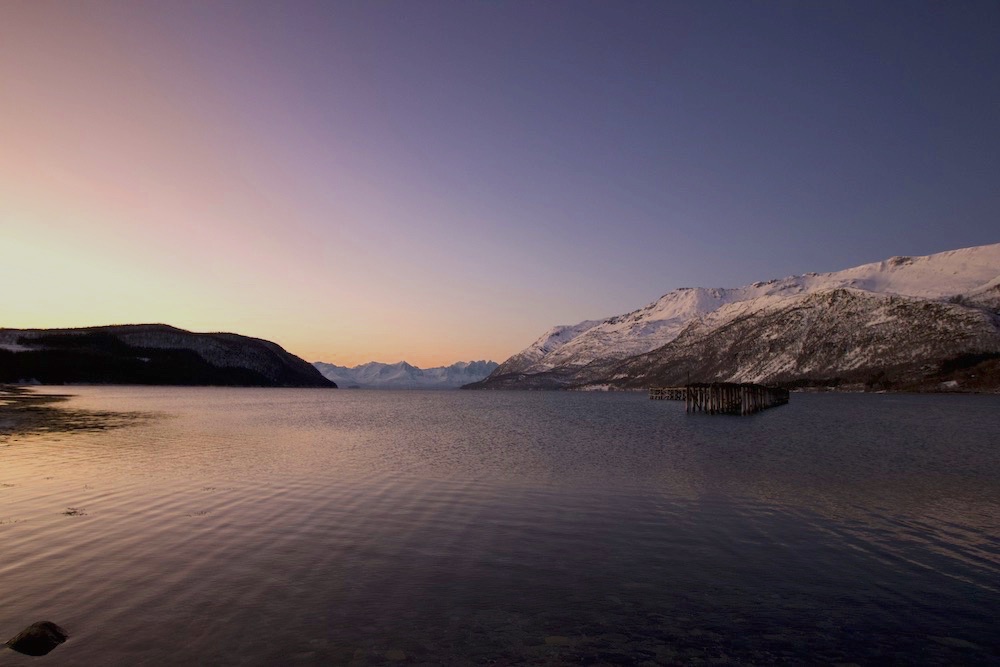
[0,324,336,387]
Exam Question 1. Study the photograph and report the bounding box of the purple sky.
[2,1,998,365]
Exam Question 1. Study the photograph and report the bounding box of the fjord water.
[2,389,998,665]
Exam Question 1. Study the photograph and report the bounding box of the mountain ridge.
[314,359,498,389]
[469,243,1000,392]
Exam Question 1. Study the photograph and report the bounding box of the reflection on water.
[1,387,998,665]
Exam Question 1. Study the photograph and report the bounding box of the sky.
[2,1,998,367]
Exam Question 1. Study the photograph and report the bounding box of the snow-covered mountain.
[314,360,498,389]
[471,243,1000,392]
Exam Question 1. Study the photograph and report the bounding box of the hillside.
[469,244,1000,392]
[0,325,336,387]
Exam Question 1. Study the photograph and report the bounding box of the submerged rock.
[5,621,68,656]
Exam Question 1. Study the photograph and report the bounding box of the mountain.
[314,360,498,389]
[468,243,1000,392]
[0,324,336,387]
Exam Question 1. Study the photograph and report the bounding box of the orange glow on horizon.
[0,6,524,369]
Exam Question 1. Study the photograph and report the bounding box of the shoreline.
[0,386,143,439]
[0,386,73,436]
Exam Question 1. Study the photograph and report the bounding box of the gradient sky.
[2,1,998,366]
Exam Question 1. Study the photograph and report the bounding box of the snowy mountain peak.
[475,243,1000,390]
[313,360,499,389]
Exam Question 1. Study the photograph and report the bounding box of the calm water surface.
[1,388,998,665]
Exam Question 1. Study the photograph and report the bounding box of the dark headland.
[0,325,336,388]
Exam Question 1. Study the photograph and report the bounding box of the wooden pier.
[650,383,789,415]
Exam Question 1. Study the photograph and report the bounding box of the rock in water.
[5,621,68,656]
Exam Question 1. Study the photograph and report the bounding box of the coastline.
[0,386,72,436]
[0,385,143,439]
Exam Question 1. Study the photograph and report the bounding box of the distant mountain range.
[467,243,1000,392]
[314,360,498,389]
[0,324,335,387]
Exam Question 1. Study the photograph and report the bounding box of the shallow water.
[1,387,998,665]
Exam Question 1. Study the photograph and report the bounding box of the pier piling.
[650,383,788,415]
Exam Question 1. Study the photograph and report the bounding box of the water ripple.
[1,387,998,665]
